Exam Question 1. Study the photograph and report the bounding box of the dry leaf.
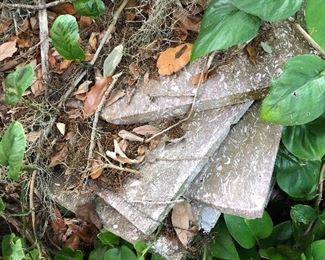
[105,150,140,165]
[90,160,103,180]
[59,60,73,71]
[0,19,11,34]
[118,130,144,142]
[31,67,45,97]
[49,144,68,167]
[17,37,30,48]
[119,139,129,152]
[51,3,76,14]
[80,16,93,28]
[26,131,41,143]
[88,32,98,51]
[137,145,147,156]
[171,202,197,247]
[129,62,140,79]
[65,233,80,250]
[83,76,112,118]
[191,68,217,86]
[133,125,160,136]
[48,51,57,68]
[175,11,201,32]
[106,89,125,107]
[56,123,66,136]
[246,44,258,65]
[0,41,17,61]
[143,71,150,86]
[74,80,92,95]
[75,202,102,229]
[157,43,192,76]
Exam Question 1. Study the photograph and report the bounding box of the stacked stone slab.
[49,22,313,258]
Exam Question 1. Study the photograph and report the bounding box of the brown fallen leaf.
[75,202,102,230]
[51,3,76,14]
[88,32,98,51]
[133,125,160,136]
[31,67,45,97]
[118,130,144,142]
[175,11,201,32]
[0,19,11,34]
[90,159,103,180]
[171,202,197,247]
[106,89,125,107]
[26,131,41,144]
[0,41,17,61]
[74,80,92,96]
[59,60,73,71]
[157,43,192,76]
[246,44,258,65]
[49,143,68,167]
[65,233,80,250]
[191,68,217,86]
[80,16,93,28]
[83,76,112,118]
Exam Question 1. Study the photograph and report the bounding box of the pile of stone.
[49,22,312,259]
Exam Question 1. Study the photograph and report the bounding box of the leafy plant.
[0,121,27,180]
[4,64,34,106]
[50,14,85,61]
[73,0,106,17]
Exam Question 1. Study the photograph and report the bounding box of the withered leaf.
[132,125,160,136]
[75,202,102,230]
[0,41,17,61]
[49,143,68,167]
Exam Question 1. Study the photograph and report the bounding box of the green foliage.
[191,0,260,60]
[259,245,301,260]
[97,229,120,247]
[260,55,325,126]
[4,64,34,106]
[103,44,124,77]
[104,246,137,260]
[275,145,321,199]
[224,211,273,249]
[2,234,25,260]
[0,121,27,180]
[260,221,294,248]
[54,248,83,260]
[50,14,85,61]
[282,114,325,161]
[73,0,105,17]
[204,220,240,260]
[306,0,325,51]
[304,240,325,260]
[290,205,317,225]
[231,0,304,22]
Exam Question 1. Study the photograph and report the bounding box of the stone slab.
[190,103,281,218]
[101,22,311,125]
[98,102,251,235]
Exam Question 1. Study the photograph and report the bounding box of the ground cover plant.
[0,0,324,259]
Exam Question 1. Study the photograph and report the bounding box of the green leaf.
[54,248,83,260]
[73,0,105,17]
[25,249,39,260]
[259,246,301,260]
[306,0,325,51]
[305,240,325,260]
[50,14,85,61]
[0,196,5,215]
[133,240,150,260]
[260,221,293,248]
[260,42,273,54]
[104,246,137,260]
[103,44,124,77]
[97,229,120,247]
[290,205,317,225]
[205,220,240,260]
[4,64,34,106]
[89,246,108,260]
[0,121,26,180]
[260,55,325,126]
[224,211,273,249]
[275,145,321,199]
[231,0,303,22]
[2,234,25,260]
[191,0,261,60]
[282,114,325,161]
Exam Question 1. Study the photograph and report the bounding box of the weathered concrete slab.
[102,22,311,125]
[190,103,281,218]
[48,178,184,260]
[98,102,251,235]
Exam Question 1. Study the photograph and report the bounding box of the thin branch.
[1,0,70,10]
[294,23,325,57]
[102,163,140,175]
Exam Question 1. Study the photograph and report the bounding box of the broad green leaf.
[0,121,26,180]
[305,240,325,260]
[290,205,317,225]
[224,211,273,249]
[134,240,150,260]
[103,44,124,77]
[25,249,39,260]
[73,0,105,17]
[191,0,260,60]
[54,248,83,260]
[205,220,240,260]
[282,114,325,161]
[260,55,325,126]
[2,234,25,260]
[306,0,325,51]
[231,0,303,22]
[50,14,85,61]
[275,145,321,199]
[89,247,108,260]
[236,247,260,260]
[104,246,137,260]
[97,229,120,247]
[260,221,293,248]
[259,246,301,260]
[4,64,34,106]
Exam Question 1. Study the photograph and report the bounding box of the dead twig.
[102,163,140,175]
[1,0,70,10]
[145,53,216,143]
[294,23,325,57]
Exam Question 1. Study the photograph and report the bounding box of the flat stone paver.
[98,102,251,235]
[190,103,281,218]
[101,22,310,125]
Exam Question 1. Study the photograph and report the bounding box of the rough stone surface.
[101,22,311,125]
[48,177,184,260]
[98,102,251,235]
[190,103,281,218]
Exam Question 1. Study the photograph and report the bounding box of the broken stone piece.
[101,22,311,125]
[190,103,282,218]
[98,102,251,235]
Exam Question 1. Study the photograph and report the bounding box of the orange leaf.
[51,3,76,14]
[83,76,112,118]
[157,43,192,76]
[90,159,103,180]
[0,18,11,34]
[0,41,17,61]
[80,16,93,28]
